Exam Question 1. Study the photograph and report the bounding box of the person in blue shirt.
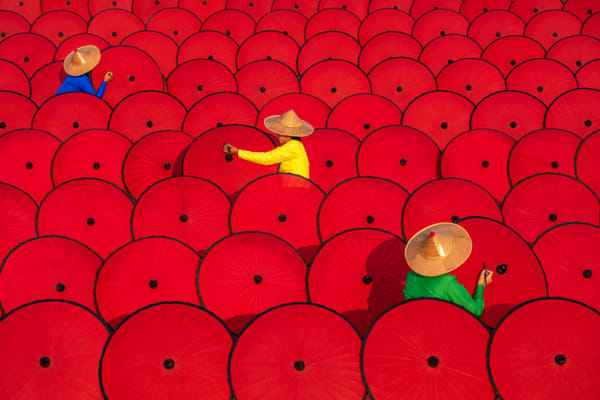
[55,45,113,98]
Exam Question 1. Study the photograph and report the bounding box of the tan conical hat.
[263,109,314,137]
[63,45,101,76]
[405,223,472,277]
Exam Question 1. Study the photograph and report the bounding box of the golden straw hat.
[405,223,472,277]
[63,45,101,76]
[264,109,314,137]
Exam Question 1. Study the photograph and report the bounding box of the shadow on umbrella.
[482,303,517,330]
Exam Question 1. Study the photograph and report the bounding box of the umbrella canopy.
[227,0,272,22]
[0,59,31,97]
[308,228,409,336]
[482,34,546,76]
[177,31,238,73]
[257,93,330,131]
[297,31,361,75]
[30,60,66,106]
[545,88,600,138]
[418,34,482,76]
[305,8,360,41]
[546,35,600,74]
[402,90,474,149]
[532,223,600,310]
[508,128,581,185]
[488,297,600,400]
[87,9,145,45]
[271,0,319,18]
[318,177,409,242]
[236,31,300,72]
[108,91,186,142]
[131,176,231,255]
[402,178,502,239]
[326,93,402,141]
[368,57,436,111]
[0,128,61,204]
[88,0,133,16]
[359,31,422,74]
[576,130,600,198]
[0,33,55,77]
[120,30,178,77]
[0,300,110,399]
[229,303,364,400]
[470,90,547,140]
[145,7,201,45]
[564,0,599,22]
[362,299,493,400]
[502,173,600,243]
[358,8,414,46]
[37,178,134,258]
[122,130,192,199]
[524,10,582,51]
[576,59,600,90]
[255,9,308,47]
[412,9,470,47]
[54,32,110,61]
[410,0,462,19]
[41,0,91,20]
[235,60,300,110]
[436,58,506,105]
[32,92,112,141]
[509,0,564,22]
[51,129,132,190]
[0,236,101,314]
[466,10,525,49]
[582,12,600,38]
[318,0,368,20]
[230,173,324,262]
[132,0,178,23]
[357,125,440,193]
[0,91,38,136]
[182,124,276,199]
[100,302,233,399]
[440,129,515,202]
[198,232,308,333]
[95,237,201,328]
[0,10,31,41]
[454,217,548,327]
[201,9,256,45]
[0,183,37,265]
[30,10,87,47]
[179,0,226,21]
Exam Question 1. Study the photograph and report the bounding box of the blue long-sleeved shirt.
[55,74,108,98]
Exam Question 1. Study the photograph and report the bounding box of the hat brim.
[63,45,101,76]
[405,223,472,277]
[264,115,314,137]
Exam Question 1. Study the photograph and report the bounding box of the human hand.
[104,72,113,82]
[223,143,238,155]
[478,269,493,286]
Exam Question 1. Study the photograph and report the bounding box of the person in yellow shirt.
[223,109,313,179]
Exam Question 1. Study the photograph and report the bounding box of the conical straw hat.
[63,45,101,76]
[405,223,472,277]
[264,109,314,137]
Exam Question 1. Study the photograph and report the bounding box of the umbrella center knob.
[149,279,158,289]
[364,123,371,130]
[554,354,567,365]
[496,264,508,275]
[466,84,472,91]
[549,213,558,222]
[330,87,337,93]
[73,121,79,128]
[180,214,189,223]
[363,275,372,284]
[146,120,153,128]
[278,214,287,222]
[441,122,448,129]
[400,158,407,166]
[366,215,375,224]
[510,121,517,129]
[55,283,66,292]
[585,120,592,127]
[427,356,439,368]
[93,162,101,170]
[26,162,33,169]
[451,215,460,223]
[259,87,266,93]
[326,160,334,167]
[164,162,171,170]
[197,85,204,91]
[537,86,544,92]
[294,360,305,371]
[254,275,263,284]
[87,217,95,226]
[128,76,135,82]
[225,154,233,162]
[482,160,490,168]
[551,161,559,169]
[164,358,175,370]
[583,269,592,279]
[40,356,51,368]
[396,86,403,92]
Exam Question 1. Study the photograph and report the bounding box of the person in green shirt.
[403,222,493,317]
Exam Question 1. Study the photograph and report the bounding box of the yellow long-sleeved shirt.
[238,140,310,179]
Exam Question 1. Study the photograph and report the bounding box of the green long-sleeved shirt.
[403,271,485,317]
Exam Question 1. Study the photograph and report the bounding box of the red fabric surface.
[236,31,299,72]
[227,0,272,22]
[0,183,37,264]
[145,7,201,45]
[318,0,368,20]
[87,9,145,46]
[179,0,227,21]
[89,0,133,16]
[120,31,178,77]
[235,60,299,110]
[412,9,469,47]
[201,9,256,45]
[545,88,600,138]
[576,130,600,199]
[409,0,462,19]
[481,35,546,77]
[358,9,415,46]
[467,10,525,49]
[0,10,32,41]
[31,10,87,46]
[546,35,600,73]
[436,58,506,105]
[54,32,110,61]
[271,0,319,18]
[418,34,482,76]
[0,59,30,97]
[131,0,178,23]
[0,33,55,77]
[40,0,91,20]
[509,0,564,22]
[459,0,512,21]
[524,10,582,51]
[177,31,238,72]
[30,61,65,106]
[305,9,360,41]
[359,31,422,73]
[255,9,308,46]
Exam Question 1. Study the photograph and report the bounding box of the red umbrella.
[576,59,600,89]
[418,34,482,76]
[357,125,440,193]
[31,10,87,47]
[506,58,578,106]
[255,9,308,47]
[182,124,276,199]
[0,129,60,204]
[576,130,600,198]
[524,10,582,51]
[0,33,55,77]
[454,217,548,327]
[100,302,233,399]
[358,9,415,46]
[509,0,564,22]
[470,90,547,140]
[402,178,503,240]
[201,9,256,45]
[198,232,307,333]
[326,93,402,141]
[89,0,133,16]
[410,0,461,18]
[236,31,300,72]
[0,300,110,399]
[402,90,474,149]
[120,30,178,77]
[436,58,506,105]
[30,61,65,106]
[359,31,422,74]
[362,299,493,400]
[318,177,409,242]
[301,127,359,193]
[109,91,186,142]
[179,0,226,21]
[546,35,600,73]
[230,173,324,262]
[145,7,202,46]
[0,91,37,136]
[132,176,231,255]
[54,32,110,61]
[546,88,600,138]
[412,9,470,47]
[32,92,111,141]
[229,303,364,399]
[51,129,132,190]
[2,2,41,23]
[502,173,600,243]
[257,93,330,131]
[300,60,370,108]
[369,0,412,13]
[167,59,237,110]
[177,31,238,73]
[271,0,319,18]
[0,236,101,314]
[508,128,581,185]
[235,60,300,110]
[122,130,192,199]
[460,0,512,21]
[318,0,368,20]
[582,12,600,38]
[0,183,37,264]
[305,8,360,41]
[564,0,599,22]
[41,0,91,20]
[298,31,361,75]
[481,35,546,77]
[441,129,515,202]
[488,298,600,400]
[87,9,145,45]
[0,59,30,100]
[95,237,201,328]
[368,57,436,111]
[467,10,526,49]
[0,10,31,41]
[183,92,258,138]
[533,223,600,310]
[227,0,272,22]
[37,178,134,258]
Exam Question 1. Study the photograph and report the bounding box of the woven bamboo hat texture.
[264,109,314,137]
[63,45,101,76]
